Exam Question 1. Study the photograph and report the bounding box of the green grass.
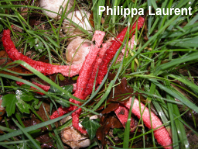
[0,0,198,148]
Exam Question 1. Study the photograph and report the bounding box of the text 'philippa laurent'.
[99,6,192,17]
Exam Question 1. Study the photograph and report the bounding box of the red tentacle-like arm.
[2,30,81,77]
[97,17,145,85]
[16,81,76,95]
[124,98,172,149]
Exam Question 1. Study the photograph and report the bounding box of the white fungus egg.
[40,0,72,18]
[64,10,93,31]
[66,37,92,65]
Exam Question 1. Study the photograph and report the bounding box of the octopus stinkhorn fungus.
[2,17,172,148]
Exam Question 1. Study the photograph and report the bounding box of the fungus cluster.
[2,6,172,148]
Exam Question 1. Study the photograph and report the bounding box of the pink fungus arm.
[125,98,172,149]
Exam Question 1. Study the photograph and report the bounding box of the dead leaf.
[0,50,32,76]
[96,115,122,146]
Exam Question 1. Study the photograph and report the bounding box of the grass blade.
[12,118,41,149]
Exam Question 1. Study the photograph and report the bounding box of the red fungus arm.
[124,98,172,149]
[114,105,135,131]
[83,42,111,97]
[97,17,145,84]
[16,81,76,95]
[50,106,74,119]
[2,29,81,77]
